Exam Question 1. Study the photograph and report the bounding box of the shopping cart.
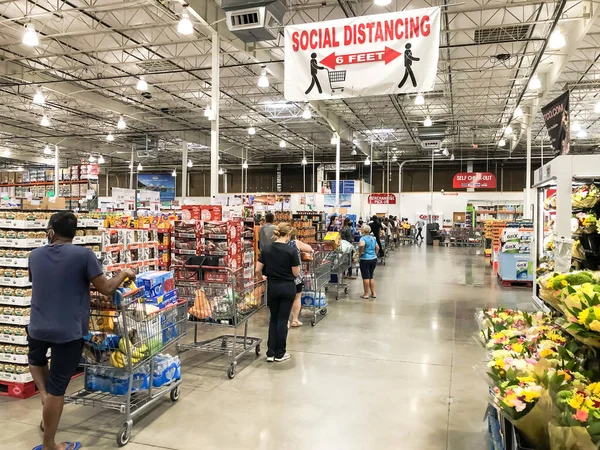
[377,239,387,265]
[303,243,334,326]
[65,286,187,447]
[174,265,265,379]
[327,69,346,93]
[325,251,351,300]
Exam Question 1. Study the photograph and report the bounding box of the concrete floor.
[0,244,532,450]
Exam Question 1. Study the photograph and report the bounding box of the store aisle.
[0,245,531,450]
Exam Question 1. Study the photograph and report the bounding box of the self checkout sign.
[284,7,441,101]
[452,172,497,189]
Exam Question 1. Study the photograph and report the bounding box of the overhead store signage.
[284,7,440,101]
[137,174,175,202]
[368,193,396,204]
[323,163,356,172]
[452,172,496,189]
[541,91,570,155]
[330,180,355,194]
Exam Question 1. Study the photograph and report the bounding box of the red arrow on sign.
[320,47,401,70]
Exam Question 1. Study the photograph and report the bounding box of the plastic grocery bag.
[549,421,597,450]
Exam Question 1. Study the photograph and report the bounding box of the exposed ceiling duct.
[222,0,285,42]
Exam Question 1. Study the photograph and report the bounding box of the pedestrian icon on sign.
[398,43,420,88]
[305,53,325,95]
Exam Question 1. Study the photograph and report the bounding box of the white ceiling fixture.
[529,74,542,90]
[177,10,194,35]
[279,140,286,148]
[40,114,50,127]
[17,167,23,172]
[242,160,248,169]
[128,162,133,169]
[3,149,10,157]
[549,29,566,50]
[442,148,449,157]
[595,102,600,114]
[136,76,148,91]
[391,155,398,162]
[414,94,425,105]
[204,106,212,118]
[137,163,143,171]
[374,0,391,5]
[106,132,115,142]
[187,160,193,168]
[88,155,96,163]
[351,147,357,156]
[218,168,224,175]
[505,125,513,135]
[331,133,339,145]
[450,154,455,161]
[43,145,51,155]
[577,129,587,139]
[98,155,105,164]
[513,106,523,118]
[22,23,39,47]
[117,116,126,130]
[572,122,581,132]
[301,156,308,165]
[302,105,312,120]
[248,126,256,135]
[424,116,432,127]
[33,89,45,105]
[172,169,176,177]
[499,138,506,147]
[364,156,371,166]
[257,67,269,88]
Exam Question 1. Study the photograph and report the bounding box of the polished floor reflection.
[0,245,531,449]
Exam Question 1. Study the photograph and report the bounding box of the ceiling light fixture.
[424,116,432,127]
[330,133,339,145]
[242,160,248,169]
[136,76,148,91]
[279,140,286,148]
[257,67,269,88]
[499,138,506,147]
[514,106,523,118]
[33,90,45,105]
[89,155,96,163]
[177,10,194,35]
[187,160,193,168]
[22,23,39,47]
[40,114,50,127]
[595,102,600,114]
[374,0,392,5]
[98,155,105,164]
[577,129,587,139]
[414,94,425,105]
[442,148,449,157]
[117,116,126,130]
[137,163,143,171]
[43,145,51,155]
[529,74,542,90]
[218,168,224,175]
[505,125,513,135]
[172,169,176,177]
[301,157,308,165]
[302,105,312,119]
[364,156,371,166]
[351,147,357,156]
[248,126,256,135]
[391,155,398,162]
[106,132,115,142]
[549,29,566,50]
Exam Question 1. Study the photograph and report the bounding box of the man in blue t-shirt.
[29,211,134,450]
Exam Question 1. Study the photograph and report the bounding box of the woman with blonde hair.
[255,222,300,362]
[359,224,379,299]
[288,228,314,327]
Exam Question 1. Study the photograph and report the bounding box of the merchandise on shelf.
[101,228,160,274]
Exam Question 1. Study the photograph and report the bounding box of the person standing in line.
[327,214,339,232]
[258,211,276,251]
[358,225,379,299]
[369,215,384,257]
[416,218,426,241]
[29,211,136,450]
[340,218,356,279]
[255,223,300,362]
[287,228,314,328]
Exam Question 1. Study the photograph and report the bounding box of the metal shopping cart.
[325,251,351,300]
[65,286,188,447]
[377,238,387,265]
[327,69,346,93]
[174,265,266,379]
[303,244,334,326]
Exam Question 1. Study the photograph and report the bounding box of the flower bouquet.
[559,284,600,348]
[545,193,557,210]
[574,212,597,234]
[572,184,600,209]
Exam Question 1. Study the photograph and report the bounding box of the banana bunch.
[109,334,149,368]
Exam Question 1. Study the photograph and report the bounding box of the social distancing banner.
[284,7,440,101]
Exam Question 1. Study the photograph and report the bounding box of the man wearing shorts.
[29,211,135,450]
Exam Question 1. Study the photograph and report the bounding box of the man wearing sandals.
[28,211,135,450]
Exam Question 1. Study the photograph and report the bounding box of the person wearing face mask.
[255,222,301,362]
[29,211,135,450]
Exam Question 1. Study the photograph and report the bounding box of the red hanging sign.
[368,193,396,204]
[452,172,496,189]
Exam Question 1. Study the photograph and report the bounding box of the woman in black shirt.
[256,223,300,362]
